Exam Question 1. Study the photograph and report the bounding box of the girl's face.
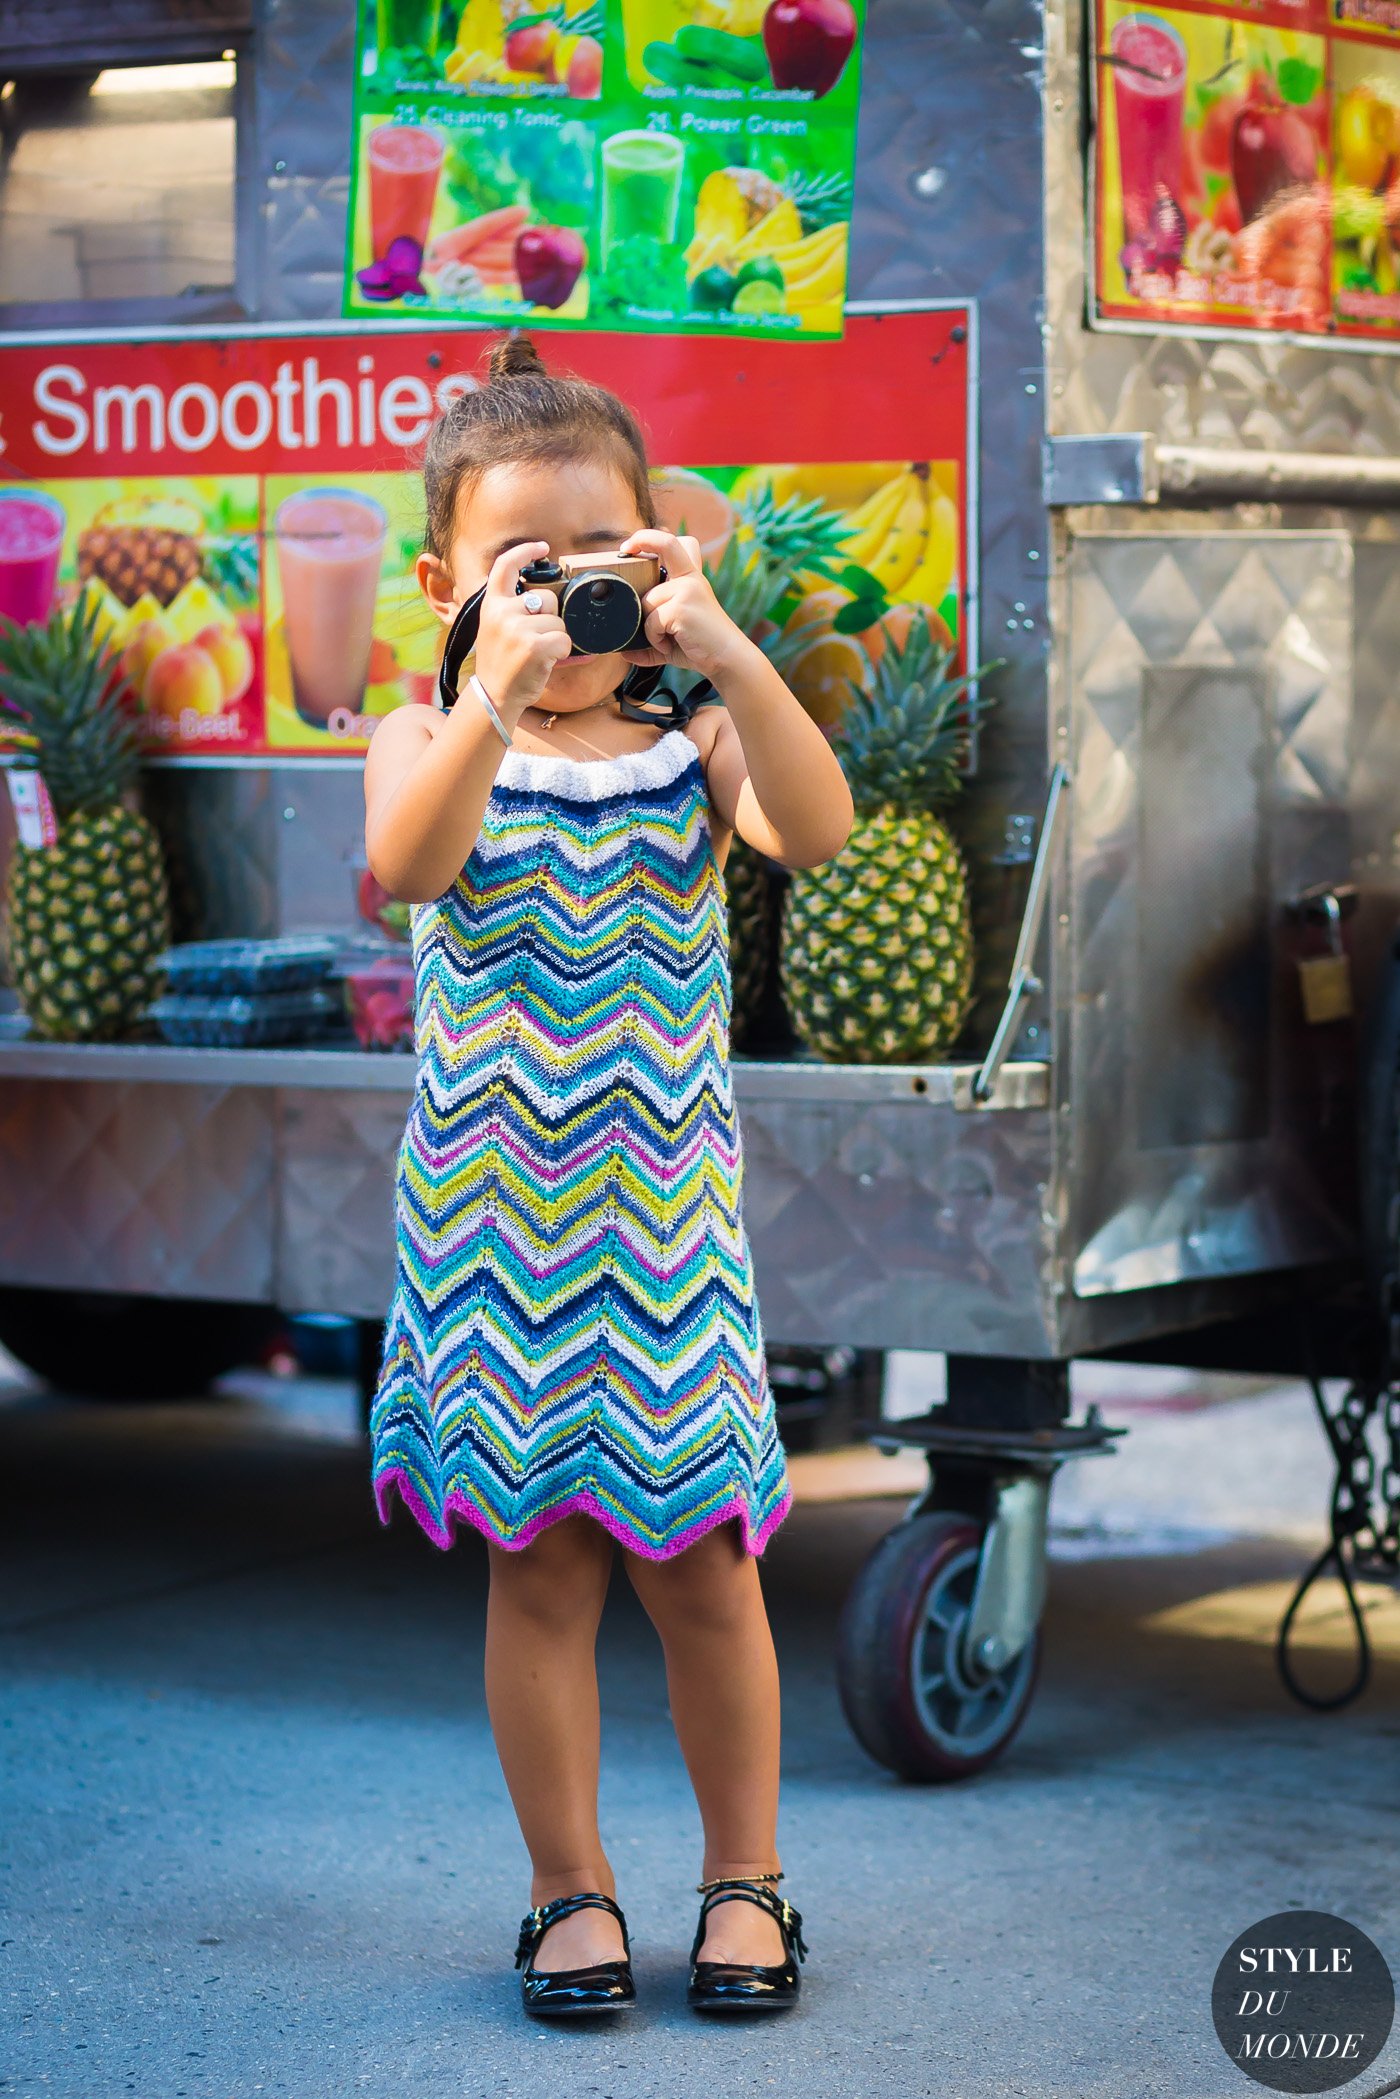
[419,454,651,712]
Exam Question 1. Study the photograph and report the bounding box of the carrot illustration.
[425,206,529,270]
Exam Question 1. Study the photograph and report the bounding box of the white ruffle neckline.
[495,726,700,802]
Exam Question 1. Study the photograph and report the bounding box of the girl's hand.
[618,529,748,680]
[471,540,572,722]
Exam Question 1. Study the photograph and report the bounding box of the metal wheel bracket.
[961,1473,1051,1677]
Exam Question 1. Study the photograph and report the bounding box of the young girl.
[363,334,852,2019]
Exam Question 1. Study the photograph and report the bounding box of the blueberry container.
[149,986,341,1049]
[158,937,338,998]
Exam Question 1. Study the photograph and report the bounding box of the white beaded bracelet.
[468,674,512,748]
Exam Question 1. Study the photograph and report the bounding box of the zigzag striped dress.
[369,726,792,1561]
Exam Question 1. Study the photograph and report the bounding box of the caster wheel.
[836,1511,1041,1782]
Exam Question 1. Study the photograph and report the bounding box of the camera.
[517,552,663,658]
[437,550,668,714]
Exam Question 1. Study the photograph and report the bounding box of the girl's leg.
[484,1513,625,1970]
[622,1521,788,1965]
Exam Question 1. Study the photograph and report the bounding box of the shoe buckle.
[514,1903,547,1968]
[779,1899,809,1963]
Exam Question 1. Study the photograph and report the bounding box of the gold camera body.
[517,552,663,656]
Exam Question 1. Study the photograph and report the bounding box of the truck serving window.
[0,55,241,327]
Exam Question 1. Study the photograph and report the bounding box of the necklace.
[527,695,615,734]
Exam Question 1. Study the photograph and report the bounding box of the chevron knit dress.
[369,726,792,1561]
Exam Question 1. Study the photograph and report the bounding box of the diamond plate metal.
[0,1081,274,1300]
[276,1088,403,1318]
[1065,533,1359,1300]
[739,1095,1056,1353]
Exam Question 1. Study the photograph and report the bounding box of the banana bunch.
[695,0,770,30]
[687,188,802,277]
[826,467,960,604]
[685,176,847,327]
[772,222,847,326]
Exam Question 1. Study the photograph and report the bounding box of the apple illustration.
[1230,101,1317,225]
[1199,91,1247,176]
[762,0,856,98]
[515,224,586,309]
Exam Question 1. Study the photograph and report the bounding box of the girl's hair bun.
[488,331,548,384]
[421,330,657,558]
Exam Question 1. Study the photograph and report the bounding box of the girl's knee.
[623,1521,757,1633]
[487,1514,613,1624]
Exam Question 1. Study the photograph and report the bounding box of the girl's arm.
[363,540,571,902]
[619,529,853,869]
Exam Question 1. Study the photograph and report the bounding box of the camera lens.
[561,574,643,655]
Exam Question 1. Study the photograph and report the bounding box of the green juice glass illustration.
[600,130,687,262]
[377,0,440,63]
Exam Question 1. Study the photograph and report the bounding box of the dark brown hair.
[423,332,657,564]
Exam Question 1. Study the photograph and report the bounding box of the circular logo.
[1213,1911,1394,2092]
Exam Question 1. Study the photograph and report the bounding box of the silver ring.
[521,590,545,613]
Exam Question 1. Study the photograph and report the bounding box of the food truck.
[2,0,1399,1776]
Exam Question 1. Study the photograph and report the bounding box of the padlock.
[1297,891,1354,1024]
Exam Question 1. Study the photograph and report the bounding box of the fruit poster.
[343,0,863,338]
[1093,0,1400,342]
[0,308,968,758]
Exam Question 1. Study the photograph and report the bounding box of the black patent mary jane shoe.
[686,1875,808,2013]
[514,1891,637,2018]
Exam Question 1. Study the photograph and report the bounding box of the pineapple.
[686,487,851,1039]
[782,613,994,1065]
[724,837,776,1050]
[0,595,170,1041]
[76,496,205,609]
[77,524,201,608]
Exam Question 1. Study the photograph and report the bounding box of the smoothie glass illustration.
[377,0,440,64]
[368,124,444,260]
[1110,13,1187,243]
[0,489,65,627]
[600,131,686,262]
[274,489,387,729]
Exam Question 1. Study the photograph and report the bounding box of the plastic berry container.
[158,937,338,998]
[149,986,342,1049]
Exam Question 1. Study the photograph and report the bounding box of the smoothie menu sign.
[1094,0,1400,341]
[0,311,969,759]
[343,0,863,338]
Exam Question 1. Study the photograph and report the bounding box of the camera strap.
[615,669,721,725]
[438,586,488,711]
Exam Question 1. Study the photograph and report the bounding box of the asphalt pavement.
[4,1349,1400,2099]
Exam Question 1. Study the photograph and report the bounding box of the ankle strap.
[696,1871,783,1893]
[514,1890,630,1968]
[691,1879,808,1964]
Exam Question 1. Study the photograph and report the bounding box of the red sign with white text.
[0,312,969,755]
